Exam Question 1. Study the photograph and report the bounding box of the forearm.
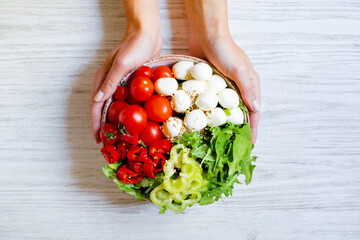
[184,0,231,40]
[123,0,160,35]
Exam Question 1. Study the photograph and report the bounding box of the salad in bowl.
[100,55,257,213]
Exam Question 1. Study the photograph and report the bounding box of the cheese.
[172,61,194,80]
[184,109,207,132]
[154,77,178,96]
[190,62,212,81]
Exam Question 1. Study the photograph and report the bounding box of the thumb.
[93,57,131,103]
[238,73,261,113]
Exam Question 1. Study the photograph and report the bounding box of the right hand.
[91,30,162,143]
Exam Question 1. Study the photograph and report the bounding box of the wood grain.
[0,0,359,239]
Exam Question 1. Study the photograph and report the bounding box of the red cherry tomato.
[118,105,148,135]
[114,86,129,101]
[107,100,128,124]
[135,66,152,79]
[127,94,144,105]
[151,65,173,83]
[130,77,154,102]
[138,121,164,146]
[119,132,139,145]
[100,123,120,144]
[144,95,173,122]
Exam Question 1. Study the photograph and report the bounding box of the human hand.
[91,0,162,143]
[185,0,261,144]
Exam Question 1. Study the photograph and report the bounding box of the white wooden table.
[1,0,359,239]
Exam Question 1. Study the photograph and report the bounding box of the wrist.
[123,0,161,40]
[185,0,231,42]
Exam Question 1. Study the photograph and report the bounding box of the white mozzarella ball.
[195,91,218,111]
[184,109,207,132]
[207,108,227,127]
[226,107,244,125]
[181,80,206,97]
[206,74,227,93]
[218,88,239,109]
[172,61,194,80]
[162,117,185,139]
[154,77,178,96]
[190,63,213,81]
[171,90,192,113]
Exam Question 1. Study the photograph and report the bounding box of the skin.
[92,0,260,144]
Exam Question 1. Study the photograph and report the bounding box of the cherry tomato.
[144,95,173,122]
[151,65,173,83]
[100,123,120,144]
[130,77,154,102]
[139,121,164,146]
[118,105,148,135]
[107,100,128,124]
[127,94,144,105]
[135,66,152,79]
[114,86,129,101]
[119,132,139,145]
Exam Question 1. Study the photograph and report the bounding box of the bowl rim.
[101,55,249,127]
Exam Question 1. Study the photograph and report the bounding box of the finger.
[91,101,103,144]
[234,67,261,113]
[90,49,118,143]
[249,111,260,144]
[91,48,119,98]
[93,56,131,103]
[245,70,261,144]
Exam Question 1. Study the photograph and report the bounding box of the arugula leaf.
[241,156,257,184]
[212,132,232,176]
[191,144,209,159]
[199,172,241,205]
[177,131,203,149]
[228,123,252,176]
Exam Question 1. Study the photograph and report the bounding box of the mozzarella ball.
[154,77,178,96]
[190,63,213,81]
[172,61,194,80]
[226,107,244,125]
[206,74,227,93]
[207,108,227,127]
[218,88,239,109]
[195,91,218,111]
[171,90,192,113]
[184,109,207,132]
[181,80,206,97]
[162,117,185,139]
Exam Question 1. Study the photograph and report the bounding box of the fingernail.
[94,90,104,102]
[251,100,261,112]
